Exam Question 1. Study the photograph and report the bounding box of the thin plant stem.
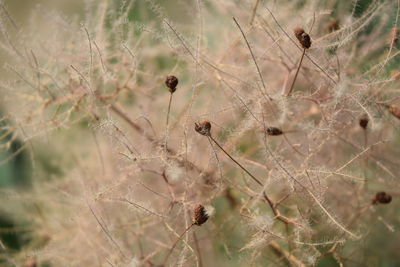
[165,92,173,149]
[193,231,203,267]
[287,48,306,96]
[208,135,278,217]
[163,223,194,265]
[208,135,263,186]
[232,17,272,101]
[250,0,260,25]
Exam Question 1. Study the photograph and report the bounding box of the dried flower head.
[193,204,209,226]
[294,27,312,49]
[266,127,283,136]
[359,114,369,129]
[195,121,211,136]
[388,105,400,120]
[165,75,178,93]
[373,192,392,204]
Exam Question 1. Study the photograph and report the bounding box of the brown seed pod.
[294,27,312,49]
[388,105,400,120]
[266,127,283,136]
[373,191,392,205]
[327,19,340,32]
[194,121,211,136]
[165,75,178,93]
[359,114,369,129]
[193,204,209,226]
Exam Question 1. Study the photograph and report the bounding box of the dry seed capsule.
[373,192,392,205]
[294,27,312,49]
[194,121,211,136]
[359,114,369,129]
[165,75,178,93]
[266,127,283,136]
[193,204,209,226]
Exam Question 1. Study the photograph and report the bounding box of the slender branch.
[209,135,263,186]
[232,17,272,100]
[207,135,282,220]
[163,223,194,265]
[165,92,173,149]
[250,0,260,25]
[287,48,306,96]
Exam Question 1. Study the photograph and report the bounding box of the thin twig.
[232,17,272,100]
[165,92,173,149]
[287,48,306,96]
[163,224,194,265]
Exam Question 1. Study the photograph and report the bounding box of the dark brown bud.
[294,27,312,49]
[266,127,283,136]
[359,114,369,129]
[165,75,178,93]
[193,204,209,226]
[328,19,340,32]
[373,192,392,205]
[388,105,400,120]
[195,121,211,136]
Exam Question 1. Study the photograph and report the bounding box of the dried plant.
[0,0,399,266]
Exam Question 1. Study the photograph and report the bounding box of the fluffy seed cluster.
[165,75,178,93]
[194,121,212,136]
[193,204,209,226]
[373,192,392,204]
[294,27,312,49]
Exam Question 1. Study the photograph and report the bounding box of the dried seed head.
[294,27,312,49]
[373,191,392,205]
[165,75,178,93]
[266,127,283,136]
[193,204,209,226]
[388,105,400,120]
[359,114,369,129]
[194,121,211,136]
[328,19,340,32]
[389,27,399,46]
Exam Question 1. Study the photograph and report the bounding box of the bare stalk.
[165,92,173,149]
[207,135,279,218]
[163,223,194,265]
[287,48,306,96]
[232,17,272,100]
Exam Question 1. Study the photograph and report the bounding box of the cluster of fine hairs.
[0,0,400,266]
